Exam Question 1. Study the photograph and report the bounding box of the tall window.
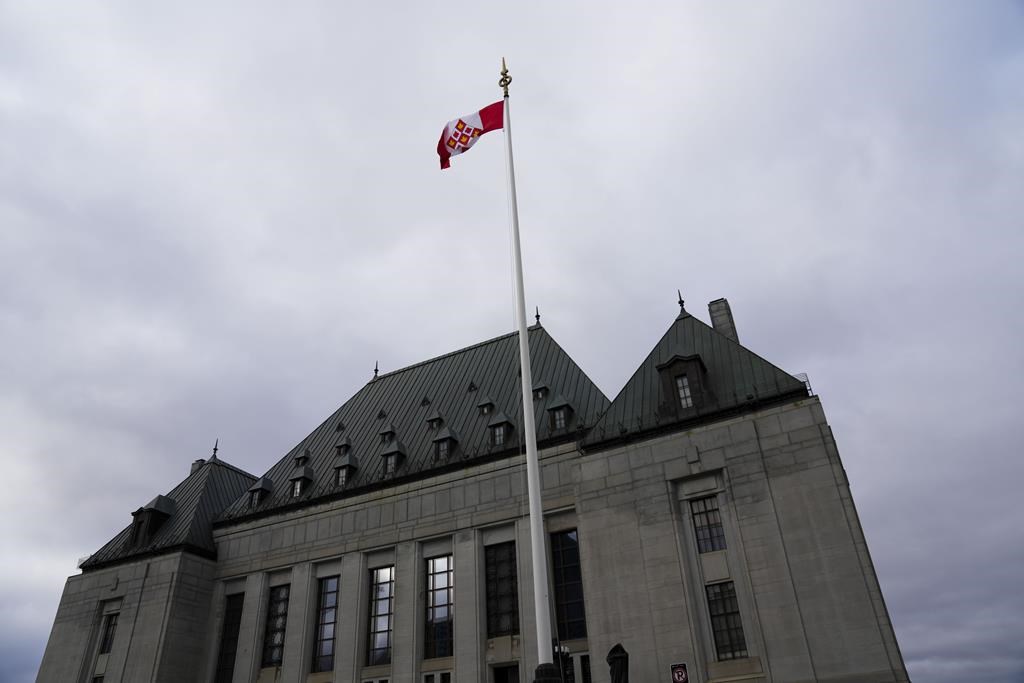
[675,375,693,409]
[262,584,290,667]
[367,566,395,665]
[215,593,245,683]
[336,468,348,487]
[98,612,118,654]
[425,555,454,658]
[312,576,339,673]
[485,542,519,637]
[383,454,398,477]
[690,496,727,553]
[706,582,748,660]
[435,439,450,460]
[553,407,567,430]
[550,530,587,640]
[491,425,505,447]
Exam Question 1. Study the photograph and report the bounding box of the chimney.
[190,458,206,474]
[708,298,739,342]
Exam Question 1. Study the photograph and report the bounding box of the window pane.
[367,567,394,665]
[425,554,454,658]
[215,594,245,683]
[261,585,290,667]
[690,496,727,553]
[706,582,748,660]
[551,530,587,640]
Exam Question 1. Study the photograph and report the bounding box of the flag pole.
[499,58,559,683]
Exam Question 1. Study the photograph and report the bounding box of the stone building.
[37,300,909,683]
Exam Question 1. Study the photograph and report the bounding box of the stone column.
[281,562,313,683]
[391,541,420,683]
[233,571,267,683]
[453,529,482,683]
[335,553,365,683]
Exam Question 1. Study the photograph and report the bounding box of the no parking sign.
[670,662,688,683]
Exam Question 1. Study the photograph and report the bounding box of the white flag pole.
[499,59,558,683]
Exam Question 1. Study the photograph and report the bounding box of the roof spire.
[211,438,219,460]
[373,360,379,380]
[535,306,541,325]
[677,290,685,311]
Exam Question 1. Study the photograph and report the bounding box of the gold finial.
[499,57,511,97]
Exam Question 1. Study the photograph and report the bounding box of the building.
[37,299,910,683]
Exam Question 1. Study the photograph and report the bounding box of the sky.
[2,2,1022,682]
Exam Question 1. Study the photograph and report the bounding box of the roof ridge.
[373,324,543,382]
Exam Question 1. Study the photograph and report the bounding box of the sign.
[670,662,688,683]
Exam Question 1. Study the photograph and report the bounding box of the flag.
[437,101,503,169]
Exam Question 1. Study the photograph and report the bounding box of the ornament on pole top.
[499,57,512,97]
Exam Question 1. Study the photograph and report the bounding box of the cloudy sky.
[2,2,1022,681]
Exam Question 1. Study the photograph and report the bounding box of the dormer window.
[128,495,175,547]
[247,477,273,510]
[379,423,396,445]
[546,395,574,432]
[426,410,444,430]
[675,375,693,409]
[379,439,405,479]
[487,412,513,449]
[431,426,459,463]
[288,467,313,499]
[295,449,310,467]
[656,354,711,418]
[477,396,495,416]
[333,450,358,489]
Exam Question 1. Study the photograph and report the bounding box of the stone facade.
[37,305,910,683]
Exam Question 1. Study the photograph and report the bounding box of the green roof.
[218,324,610,522]
[584,307,808,449]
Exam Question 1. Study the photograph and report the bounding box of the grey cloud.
[2,2,1022,682]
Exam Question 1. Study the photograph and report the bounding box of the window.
[491,425,505,447]
[215,593,245,683]
[312,576,339,672]
[580,655,592,683]
[690,496,726,553]
[425,555,454,658]
[551,530,586,640]
[423,673,452,683]
[553,407,567,430]
[249,490,262,508]
[336,468,348,487]
[367,566,395,666]
[706,582,748,660]
[92,677,104,683]
[291,480,304,498]
[262,584,290,667]
[435,439,449,461]
[485,542,519,637]
[383,454,398,477]
[675,374,693,409]
[98,612,118,654]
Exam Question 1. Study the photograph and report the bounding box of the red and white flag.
[437,101,503,169]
